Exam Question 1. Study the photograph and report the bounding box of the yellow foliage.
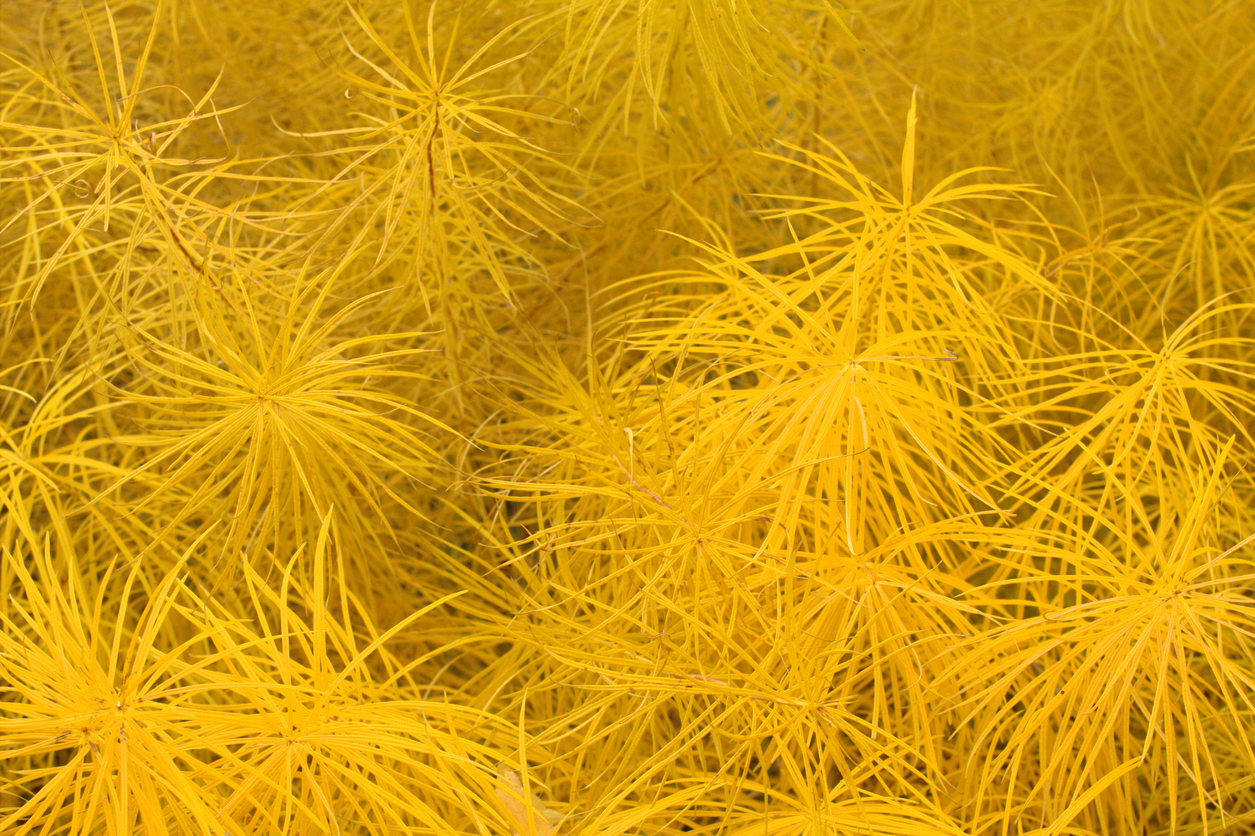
[3,1,1254,834]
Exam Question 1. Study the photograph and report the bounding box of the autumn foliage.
[2,1,1254,834]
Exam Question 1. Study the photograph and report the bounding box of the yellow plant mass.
[2,1,1253,834]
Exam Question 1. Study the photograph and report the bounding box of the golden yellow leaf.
[495,765,563,836]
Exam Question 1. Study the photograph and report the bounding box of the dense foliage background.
[2,1,1254,834]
